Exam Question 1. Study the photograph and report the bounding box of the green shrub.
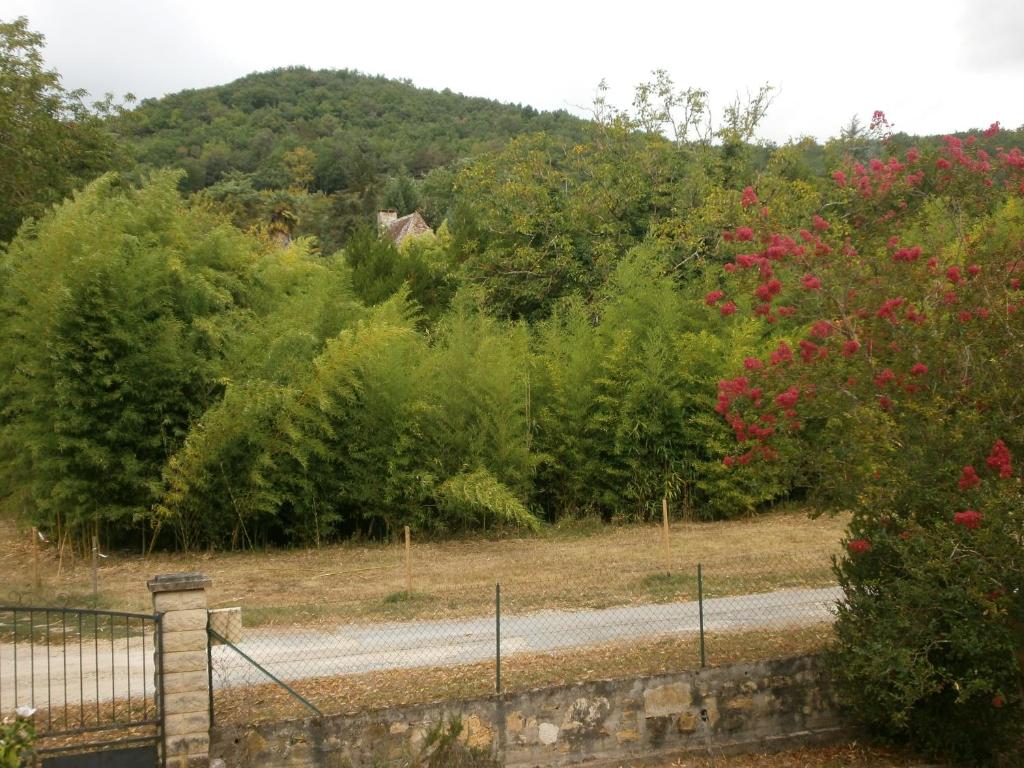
[0,709,35,768]
[830,511,1023,765]
[533,248,789,522]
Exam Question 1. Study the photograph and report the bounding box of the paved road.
[1,586,840,708]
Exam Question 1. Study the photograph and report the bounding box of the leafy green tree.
[343,225,455,322]
[0,172,261,547]
[0,16,120,242]
[282,146,316,191]
[382,170,422,215]
[532,247,788,521]
[711,129,1024,764]
[419,166,456,227]
[422,292,537,503]
[160,292,540,546]
[448,74,785,321]
[450,128,681,320]
[157,246,364,548]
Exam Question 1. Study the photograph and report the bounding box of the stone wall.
[210,655,846,767]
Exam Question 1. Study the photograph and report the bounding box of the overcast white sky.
[6,0,1024,142]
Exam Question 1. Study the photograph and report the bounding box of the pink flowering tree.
[709,122,1024,763]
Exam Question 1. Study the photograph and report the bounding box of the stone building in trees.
[378,209,433,246]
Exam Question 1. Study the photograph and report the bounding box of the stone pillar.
[149,573,212,768]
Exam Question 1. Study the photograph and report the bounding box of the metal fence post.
[207,615,215,729]
[156,612,166,768]
[91,536,99,604]
[697,563,706,668]
[495,583,502,694]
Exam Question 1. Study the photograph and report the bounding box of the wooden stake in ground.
[57,530,68,578]
[404,525,412,595]
[662,497,671,573]
[31,526,41,589]
[91,535,99,603]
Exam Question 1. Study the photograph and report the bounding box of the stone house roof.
[378,210,433,246]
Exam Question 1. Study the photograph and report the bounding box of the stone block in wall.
[166,755,211,768]
[614,727,638,744]
[165,732,210,755]
[209,607,243,644]
[162,650,209,674]
[459,714,494,749]
[162,608,209,633]
[724,695,756,712]
[153,589,209,613]
[163,687,211,716]
[701,695,720,729]
[161,629,208,654]
[166,711,212,735]
[644,683,692,717]
[538,721,560,745]
[676,711,700,733]
[162,669,212,696]
[561,696,611,734]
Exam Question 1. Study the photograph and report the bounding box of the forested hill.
[114,67,588,194]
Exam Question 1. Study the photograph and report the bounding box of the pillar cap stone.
[147,573,212,593]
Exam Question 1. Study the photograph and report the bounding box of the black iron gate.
[0,607,163,767]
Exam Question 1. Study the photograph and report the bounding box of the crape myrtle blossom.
[708,122,1024,491]
[706,120,1024,752]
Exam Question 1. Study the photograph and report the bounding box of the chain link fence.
[209,553,840,725]
[0,517,844,728]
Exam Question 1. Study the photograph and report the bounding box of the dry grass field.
[1,509,846,625]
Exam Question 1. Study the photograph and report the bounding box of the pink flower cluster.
[986,439,1012,479]
[958,465,980,490]
[714,121,1024,478]
[953,510,984,530]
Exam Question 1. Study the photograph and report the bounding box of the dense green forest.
[1,15,1021,552]
[4,15,1023,761]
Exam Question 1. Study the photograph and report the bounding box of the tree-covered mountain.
[115,67,587,194]
[111,67,588,252]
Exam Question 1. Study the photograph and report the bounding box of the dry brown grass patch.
[2,509,847,626]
